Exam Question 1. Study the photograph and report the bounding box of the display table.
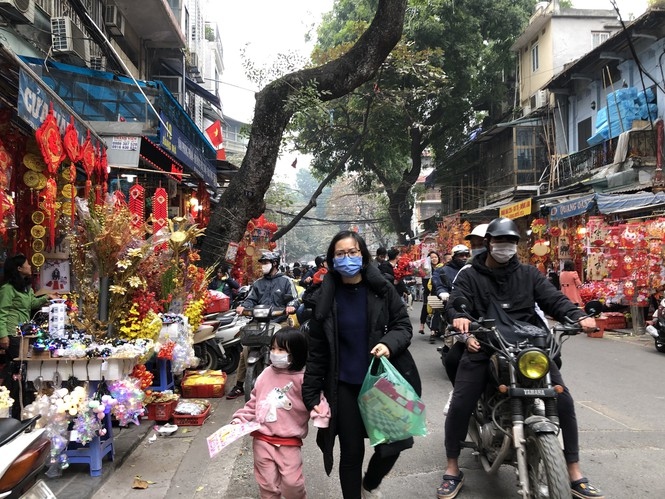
[23,357,137,382]
[22,357,138,476]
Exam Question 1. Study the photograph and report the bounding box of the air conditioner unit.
[534,89,548,109]
[89,56,106,72]
[105,5,125,37]
[0,0,35,24]
[522,105,532,117]
[51,16,88,61]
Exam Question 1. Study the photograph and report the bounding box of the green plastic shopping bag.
[357,356,427,446]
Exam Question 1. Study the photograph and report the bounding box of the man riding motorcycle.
[226,251,297,400]
[437,217,604,499]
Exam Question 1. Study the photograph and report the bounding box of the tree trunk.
[373,126,426,245]
[200,0,407,267]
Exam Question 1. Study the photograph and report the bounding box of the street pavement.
[40,304,665,498]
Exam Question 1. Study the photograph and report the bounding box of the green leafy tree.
[286,0,535,244]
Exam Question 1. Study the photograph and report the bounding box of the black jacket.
[446,252,585,329]
[301,263,420,475]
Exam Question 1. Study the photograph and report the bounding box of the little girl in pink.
[232,327,321,499]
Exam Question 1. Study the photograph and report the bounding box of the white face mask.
[270,352,290,369]
[490,242,517,263]
[261,263,273,275]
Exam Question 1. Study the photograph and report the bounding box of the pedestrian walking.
[231,327,311,499]
[302,230,421,499]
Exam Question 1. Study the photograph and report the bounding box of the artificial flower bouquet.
[0,386,14,417]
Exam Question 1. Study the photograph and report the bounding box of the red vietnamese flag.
[205,120,224,148]
[217,148,227,161]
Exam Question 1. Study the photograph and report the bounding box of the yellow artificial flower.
[128,276,143,288]
[109,285,127,295]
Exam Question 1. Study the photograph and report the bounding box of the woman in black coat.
[302,230,421,499]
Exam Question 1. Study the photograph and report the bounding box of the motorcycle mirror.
[452,296,470,313]
[584,300,603,316]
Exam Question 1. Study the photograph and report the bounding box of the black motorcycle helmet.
[258,251,280,265]
[485,217,521,242]
[314,255,326,268]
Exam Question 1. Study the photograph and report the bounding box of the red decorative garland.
[153,187,168,236]
[35,103,66,174]
[81,131,96,198]
[63,117,81,163]
[129,183,145,228]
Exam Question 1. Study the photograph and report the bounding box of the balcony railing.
[552,129,656,188]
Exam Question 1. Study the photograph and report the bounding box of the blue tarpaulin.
[595,191,665,214]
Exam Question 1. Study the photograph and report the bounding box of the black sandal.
[571,477,605,499]
[437,471,464,499]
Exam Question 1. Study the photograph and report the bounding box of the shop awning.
[463,197,514,216]
[596,191,665,214]
[140,136,186,183]
[0,47,105,145]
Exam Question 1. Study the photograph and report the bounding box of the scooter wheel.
[219,346,241,375]
[195,344,219,371]
[656,340,665,353]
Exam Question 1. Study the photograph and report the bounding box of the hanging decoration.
[99,146,108,198]
[35,103,66,174]
[152,187,168,237]
[0,139,14,238]
[129,183,145,229]
[63,117,81,163]
[43,177,58,250]
[81,131,96,198]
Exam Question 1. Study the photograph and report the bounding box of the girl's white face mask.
[270,352,290,369]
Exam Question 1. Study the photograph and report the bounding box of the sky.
[212,0,649,178]
[214,0,334,181]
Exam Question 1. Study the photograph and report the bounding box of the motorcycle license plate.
[17,480,56,499]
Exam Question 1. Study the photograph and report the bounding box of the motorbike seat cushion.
[0,417,39,447]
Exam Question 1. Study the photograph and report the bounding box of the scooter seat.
[0,416,40,447]
[218,315,235,327]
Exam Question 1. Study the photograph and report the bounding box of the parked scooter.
[193,311,247,373]
[238,305,284,401]
[646,297,665,353]
[0,416,53,499]
[192,285,252,372]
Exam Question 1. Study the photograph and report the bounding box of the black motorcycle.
[450,297,602,499]
[646,297,665,353]
[238,305,284,402]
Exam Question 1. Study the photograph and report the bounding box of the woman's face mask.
[490,242,517,263]
[334,255,363,277]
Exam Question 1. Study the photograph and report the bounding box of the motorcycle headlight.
[252,305,271,319]
[517,349,550,380]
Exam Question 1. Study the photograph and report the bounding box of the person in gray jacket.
[226,251,298,399]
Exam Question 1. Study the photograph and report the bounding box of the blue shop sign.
[548,194,595,221]
[159,113,217,187]
[17,68,91,140]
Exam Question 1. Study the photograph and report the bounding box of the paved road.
[93,306,665,498]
